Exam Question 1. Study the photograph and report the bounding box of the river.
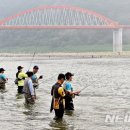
[0,57,130,130]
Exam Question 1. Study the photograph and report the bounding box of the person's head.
[33,65,39,74]
[17,66,23,72]
[26,71,33,78]
[0,68,5,73]
[57,73,65,84]
[65,72,74,81]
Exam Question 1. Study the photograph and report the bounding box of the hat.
[65,72,74,80]
[0,68,5,72]
[65,72,74,77]
[33,65,39,69]
[17,66,24,70]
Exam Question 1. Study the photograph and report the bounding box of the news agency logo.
[105,115,130,123]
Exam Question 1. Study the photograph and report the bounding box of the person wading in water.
[50,73,66,119]
[31,65,43,88]
[63,72,80,110]
[16,66,27,94]
[23,71,36,104]
[0,68,8,91]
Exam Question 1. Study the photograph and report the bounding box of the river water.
[0,57,130,130]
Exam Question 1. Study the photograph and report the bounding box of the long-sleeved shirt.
[23,78,35,96]
[28,79,35,96]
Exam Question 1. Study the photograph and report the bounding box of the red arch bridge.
[0,5,129,52]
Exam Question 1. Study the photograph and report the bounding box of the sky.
[0,0,130,24]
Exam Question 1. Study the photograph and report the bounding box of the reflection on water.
[49,119,69,130]
[0,57,130,129]
[65,110,74,117]
[16,93,24,99]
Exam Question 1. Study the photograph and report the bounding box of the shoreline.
[0,52,130,58]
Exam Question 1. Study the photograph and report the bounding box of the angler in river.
[63,72,80,110]
[0,68,8,90]
[15,66,27,94]
[23,71,36,104]
[50,73,66,119]
[31,65,43,89]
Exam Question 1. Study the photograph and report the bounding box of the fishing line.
[28,51,37,71]
[39,58,71,85]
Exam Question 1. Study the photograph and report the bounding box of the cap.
[65,72,74,77]
[65,72,74,80]
[33,65,39,69]
[0,68,5,72]
[17,66,24,70]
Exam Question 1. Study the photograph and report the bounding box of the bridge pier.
[113,28,123,52]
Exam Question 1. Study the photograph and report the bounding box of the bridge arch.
[0,5,119,29]
[0,5,122,52]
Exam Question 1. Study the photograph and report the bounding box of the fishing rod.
[28,51,37,71]
[78,77,99,94]
[39,74,57,85]
[38,53,87,86]
[39,59,71,85]
[39,64,86,87]
[27,40,40,72]
[80,85,89,92]
[39,69,65,85]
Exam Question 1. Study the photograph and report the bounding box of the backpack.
[15,71,20,85]
[14,78,18,85]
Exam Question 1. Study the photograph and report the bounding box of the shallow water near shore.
[0,57,130,130]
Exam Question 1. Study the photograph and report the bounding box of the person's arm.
[19,72,27,79]
[58,87,65,97]
[2,74,8,81]
[69,90,81,95]
[66,83,80,95]
[51,86,54,96]
[23,73,28,78]
[28,80,35,96]
[16,72,18,78]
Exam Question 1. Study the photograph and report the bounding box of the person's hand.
[32,95,36,101]
[5,78,8,83]
[74,91,81,96]
[75,90,81,95]
[39,75,43,79]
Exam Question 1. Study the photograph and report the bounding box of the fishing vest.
[18,72,27,86]
[52,83,65,109]
[0,78,6,84]
[0,74,6,85]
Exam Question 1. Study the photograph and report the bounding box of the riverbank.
[0,52,130,59]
